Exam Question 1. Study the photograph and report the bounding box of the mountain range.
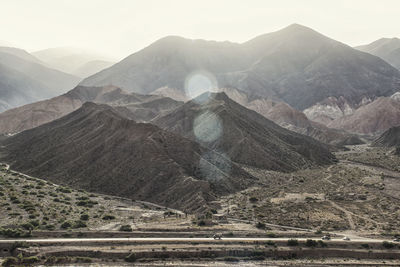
[81,24,400,111]
[0,85,181,134]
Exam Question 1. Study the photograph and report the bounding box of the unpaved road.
[0,237,393,244]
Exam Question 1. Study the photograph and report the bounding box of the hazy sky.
[1,0,400,60]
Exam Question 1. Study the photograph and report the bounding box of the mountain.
[0,46,44,64]
[153,92,335,172]
[373,126,400,147]
[33,47,115,77]
[80,24,400,110]
[71,60,114,78]
[0,102,255,211]
[328,96,400,135]
[0,50,80,111]
[155,86,359,146]
[0,51,80,91]
[356,38,400,70]
[0,63,52,112]
[0,85,182,134]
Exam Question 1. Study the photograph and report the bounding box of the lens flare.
[193,111,222,143]
[184,70,218,103]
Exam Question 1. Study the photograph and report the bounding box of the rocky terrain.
[0,163,173,233]
[0,103,256,212]
[328,96,400,135]
[219,145,400,232]
[80,24,400,110]
[373,126,400,147]
[0,85,182,134]
[154,92,335,171]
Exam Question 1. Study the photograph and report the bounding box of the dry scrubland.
[1,145,400,266]
[218,145,400,235]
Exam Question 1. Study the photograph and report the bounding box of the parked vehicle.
[342,236,351,241]
[213,233,222,240]
[322,235,331,240]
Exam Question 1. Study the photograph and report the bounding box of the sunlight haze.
[1,0,400,59]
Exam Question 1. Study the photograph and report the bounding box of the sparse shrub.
[287,239,299,246]
[20,222,34,230]
[60,221,72,229]
[102,215,115,220]
[80,214,89,221]
[266,232,276,238]
[305,239,317,247]
[256,222,266,229]
[1,257,18,267]
[119,225,133,232]
[125,253,137,262]
[75,257,92,263]
[382,241,395,249]
[249,197,258,203]
[197,220,206,226]
[73,220,87,228]
[223,257,239,262]
[361,243,370,249]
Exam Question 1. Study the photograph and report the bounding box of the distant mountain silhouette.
[356,38,400,70]
[0,48,80,112]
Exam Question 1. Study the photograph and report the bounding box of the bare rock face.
[1,103,255,212]
[153,92,335,172]
[0,85,182,134]
[81,24,400,110]
[303,96,355,125]
[328,97,400,135]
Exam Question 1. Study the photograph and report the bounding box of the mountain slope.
[153,92,335,171]
[0,85,182,134]
[0,46,44,64]
[0,103,255,211]
[33,47,115,77]
[356,38,400,70]
[81,24,400,110]
[0,50,80,111]
[328,96,400,135]
[0,63,53,112]
[0,51,80,92]
[373,126,400,147]
[71,60,114,78]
